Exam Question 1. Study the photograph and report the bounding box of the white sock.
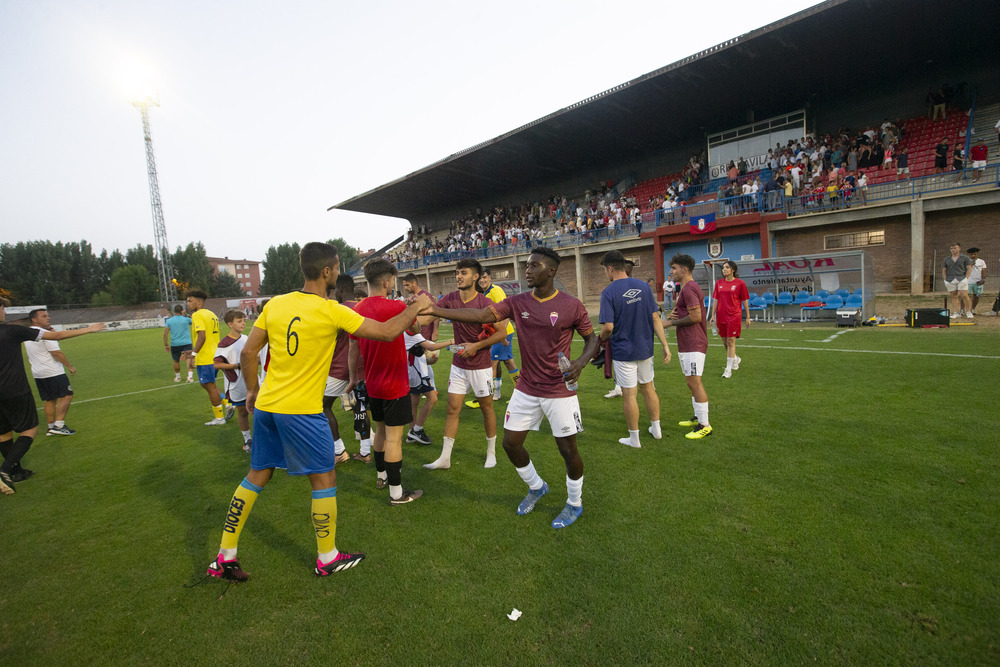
[516,461,545,490]
[175,372,181,379]
[649,420,661,439]
[55,420,65,428]
[47,422,55,430]
[220,547,238,560]
[628,429,640,447]
[485,436,497,468]
[691,397,698,416]
[615,385,622,393]
[377,470,387,481]
[241,429,251,441]
[318,548,339,564]
[566,475,583,507]
[694,401,709,427]
[360,438,372,456]
[424,436,454,469]
[389,484,402,500]
[726,356,734,370]
[187,371,193,378]
[334,438,345,455]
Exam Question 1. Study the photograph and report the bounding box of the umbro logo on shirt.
[521,311,530,319]
[623,289,641,298]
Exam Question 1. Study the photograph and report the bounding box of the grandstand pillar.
[574,247,584,301]
[761,221,773,259]
[512,253,521,283]
[653,237,664,294]
[423,268,431,292]
[910,200,925,294]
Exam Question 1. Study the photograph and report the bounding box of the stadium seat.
[815,289,830,298]
[834,289,850,299]
[823,295,844,311]
[761,292,776,304]
[774,291,794,319]
[844,294,864,309]
[748,296,769,322]
[852,288,862,295]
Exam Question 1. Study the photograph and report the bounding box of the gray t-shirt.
[942,254,972,281]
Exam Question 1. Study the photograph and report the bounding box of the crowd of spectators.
[386,181,652,264]
[708,119,917,214]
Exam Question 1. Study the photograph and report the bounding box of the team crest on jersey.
[550,311,559,326]
[623,289,641,299]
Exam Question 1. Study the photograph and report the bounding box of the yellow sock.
[220,478,262,550]
[222,397,230,408]
[312,488,338,558]
[213,403,224,419]
[509,369,520,384]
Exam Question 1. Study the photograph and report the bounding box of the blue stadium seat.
[844,294,863,309]
[815,289,830,298]
[823,295,844,311]
[748,296,769,321]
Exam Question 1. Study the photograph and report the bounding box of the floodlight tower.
[131,94,177,302]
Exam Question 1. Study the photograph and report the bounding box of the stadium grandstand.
[330,0,1000,306]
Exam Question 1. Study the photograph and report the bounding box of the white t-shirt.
[24,326,64,379]
[403,331,430,389]
[663,279,676,295]
[969,258,987,283]
[217,334,248,403]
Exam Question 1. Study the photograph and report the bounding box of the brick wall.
[924,203,1000,293]
[774,202,999,293]
[775,216,910,292]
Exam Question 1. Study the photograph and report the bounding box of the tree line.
[0,241,242,307]
[0,237,363,307]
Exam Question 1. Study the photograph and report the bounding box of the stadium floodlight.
[130,90,178,303]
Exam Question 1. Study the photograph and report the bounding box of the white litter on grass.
[507,608,522,621]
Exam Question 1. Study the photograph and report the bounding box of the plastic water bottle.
[447,344,465,353]
[557,352,577,391]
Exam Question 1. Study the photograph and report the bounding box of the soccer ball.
[426,349,440,365]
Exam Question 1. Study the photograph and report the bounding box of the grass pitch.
[1,320,998,665]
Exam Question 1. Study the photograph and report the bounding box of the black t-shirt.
[0,323,43,398]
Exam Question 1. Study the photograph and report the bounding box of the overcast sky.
[1,0,825,263]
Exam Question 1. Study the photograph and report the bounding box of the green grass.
[2,321,998,665]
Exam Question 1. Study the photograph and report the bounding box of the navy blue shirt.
[599,277,658,361]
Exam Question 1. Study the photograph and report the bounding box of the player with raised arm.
[321,275,358,465]
[421,247,600,529]
[424,258,510,470]
[0,297,105,494]
[342,286,373,462]
[708,260,750,378]
[187,290,229,426]
[214,310,252,451]
[478,268,520,403]
[205,243,431,582]
[400,273,439,445]
[348,258,426,505]
[663,253,712,439]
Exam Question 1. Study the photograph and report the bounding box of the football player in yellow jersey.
[205,242,431,582]
[478,268,519,404]
[186,290,227,426]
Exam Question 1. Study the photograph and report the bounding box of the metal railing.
[384,164,999,272]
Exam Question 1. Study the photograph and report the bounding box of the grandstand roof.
[331,0,998,223]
